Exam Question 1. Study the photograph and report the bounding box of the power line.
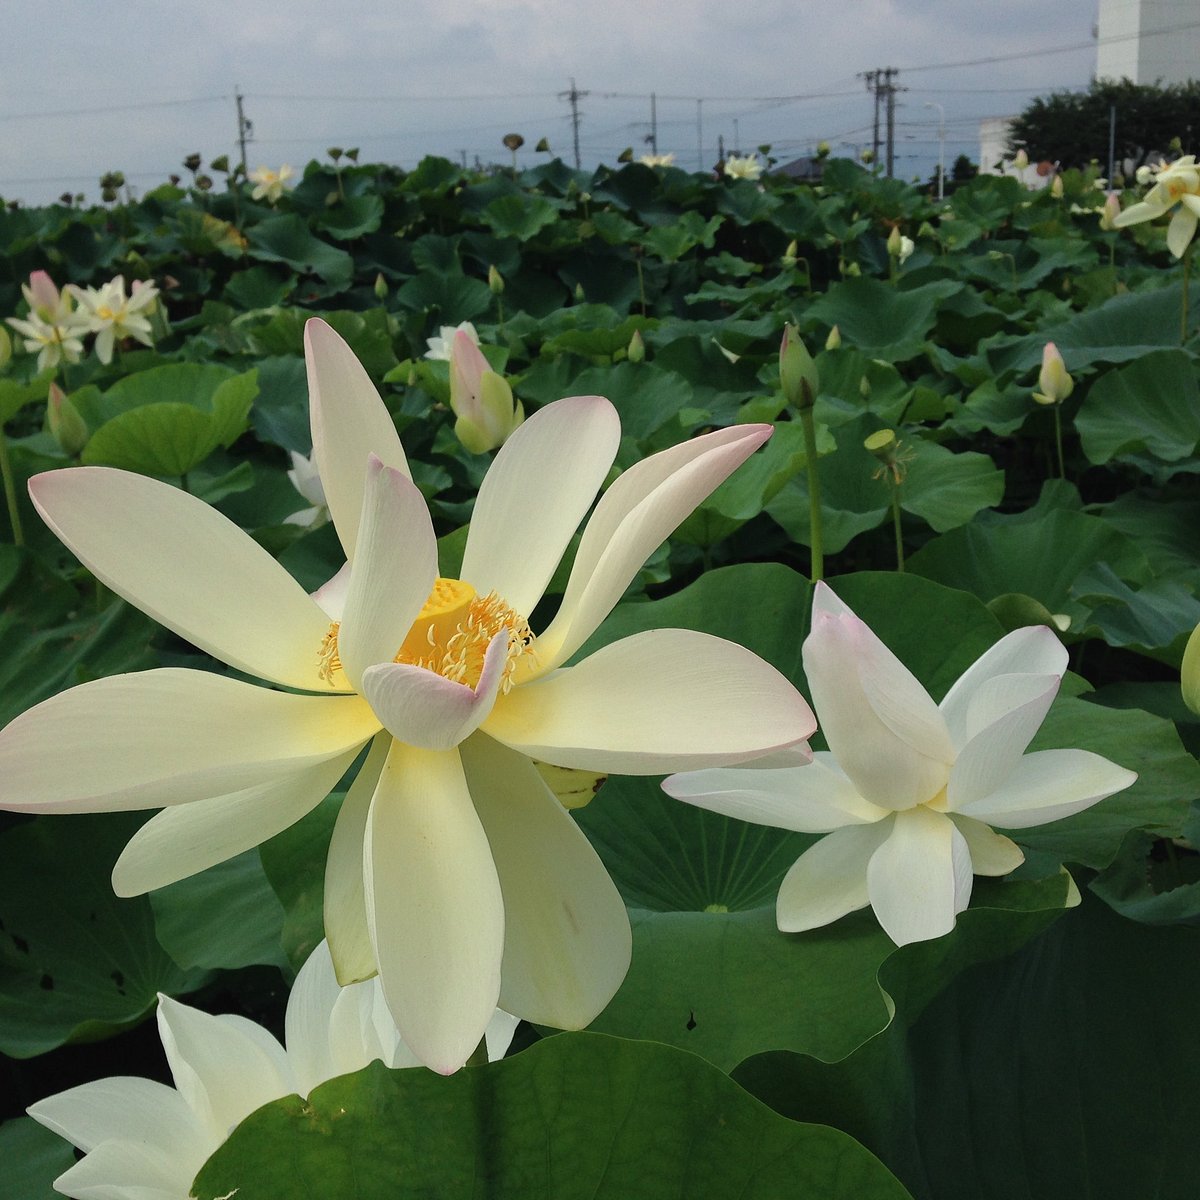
[0,95,227,123]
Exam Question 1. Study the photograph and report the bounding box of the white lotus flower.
[639,153,676,168]
[724,154,763,181]
[1113,154,1200,258]
[664,582,1137,946]
[0,319,814,1073]
[424,321,480,361]
[248,163,295,203]
[6,271,88,373]
[27,940,518,1199]
[69,275,159,365]
[284,448,330,527]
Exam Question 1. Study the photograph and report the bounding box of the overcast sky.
[1,1,1105,205]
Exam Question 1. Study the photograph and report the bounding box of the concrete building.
[1096,0,1200,85]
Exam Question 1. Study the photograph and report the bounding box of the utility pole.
[862,70,881,165]
[696,98,704,170]
[650,92,658,155]
[883,67,900,178]
[924,101,945,200]
[559,78,588,169]
[235,88,252,175]
[862,68,902,175]
[1107,104,1117,187]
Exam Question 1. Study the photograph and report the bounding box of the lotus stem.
[800,407,824,582]
[0,428,24,547]
[1182,248,1192,345]
[1053,404,1066,481]
[890,486,905,571]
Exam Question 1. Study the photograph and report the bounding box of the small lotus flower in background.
[448,328,525,453]
[816,140,831,159]
[46,382,89,457]
[249,164,295,203]
[1113,154,1200,257]
[6,271,88,373]
[285,448,331,528]
[887,226,915,265]
[1033,342,1073,406]
[724,153,763,181]
[27,940,518,1200]
[69,275,159,365]
[0,319,814,1074]
[665,583,1136,946]
[424,321,480,362]
[1012,148,1029,171]
[638,153,676,168]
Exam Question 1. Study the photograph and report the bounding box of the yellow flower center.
[97,305,116,321]
[318,576,535,691]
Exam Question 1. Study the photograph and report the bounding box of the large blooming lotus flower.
[0,319,814,1072]
[68,275,159,364]
[28,940,518,1199]
[664,582,1137,946]
[1113,155,1200,258]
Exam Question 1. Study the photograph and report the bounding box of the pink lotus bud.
[1099,190,1121,231]
[24,271,61,319]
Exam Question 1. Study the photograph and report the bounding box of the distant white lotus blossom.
[27,940,518,1200]
[724,154,763,181]
[424,321,480,361]
[249,163,295,203]
[284,448,331,527]
[639,153,676,168]
[665,582,1136,947]
[5,271,88,373]
[68,275,159,365]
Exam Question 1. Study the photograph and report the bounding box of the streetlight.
[925,101,945,201]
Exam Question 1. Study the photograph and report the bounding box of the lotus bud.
[488,265,505,295]
[861,148,875,165]
[816,140,831,159]
[1183,621,1200,716]
[373,273,388,301]
[887,226,903,258]
[1099,190,1121,231]
[824,325,841,351]
[859,375,872,398]
[1013,148,1029,170]
[917,220,936,238]
[46,382,89,457]
[782,239,799,267]
[1136,164,1154,185]
[0,325,11,371]
[1033,342,1073,405]
[844,261,861,277]
[574,282,585,302]
[1051,175,1064,199]
[24,270,61,320]
[449,330,523,453]
[1170,136,1183,153]
[779,324,818,409]
[535,137,550,153]
[627,329,645,363]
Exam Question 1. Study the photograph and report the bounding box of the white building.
[1096,0,1200,85]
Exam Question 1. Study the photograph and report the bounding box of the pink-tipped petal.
[305,318,409,560]
[532,424,774,674]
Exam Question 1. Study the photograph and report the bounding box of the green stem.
[1053,403,1065,481]
[890,484,905,571]
[800,407,824,582]
[495,295,505,326]
[0,428,24,547]
[1182,247,1192,345]
[636,258,647,317]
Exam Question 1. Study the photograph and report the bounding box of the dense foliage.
[1,152,1198,1200]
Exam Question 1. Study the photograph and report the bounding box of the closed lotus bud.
[448,329,524,453]
[859,375,872,398]
[627,329,645,363]
[488,264,504,295]
[1183,621,1200,716]
[535,137,550,153]
[1051,175,1064,199]
[1170,136,1183,153]
[574,282,585,302]
[617,147,633,163]
[46,382,89,457]
[1033,342,1073,405]
[816,140,831,159]
[0,325,11,371]
[779,324,818,409]
[825,325,841,351]
[861,148,875,164]
[374,273,388,301]
[502,133,525,152]
[327,147,344,162]
[210,155,230,174]
[844,261,861,277]
[1099,190,1122,231]
[782,239,799,267]
[1013,148,1029,170]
